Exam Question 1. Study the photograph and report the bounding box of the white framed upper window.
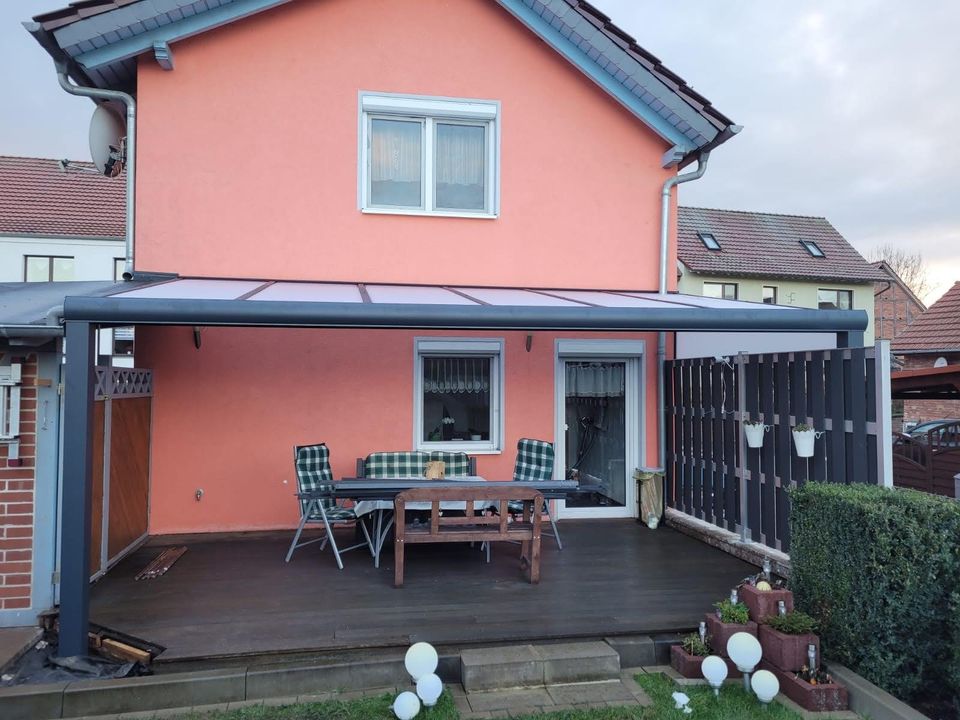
[413,338,504,454]
[359,93,500,218]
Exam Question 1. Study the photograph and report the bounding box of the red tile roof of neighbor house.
[0,155,124,238]
[677,206,887,284]
[892,281,960,353]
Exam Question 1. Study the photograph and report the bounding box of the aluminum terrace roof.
[60,278,867,334]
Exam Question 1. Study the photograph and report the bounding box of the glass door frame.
[554,340,645,519]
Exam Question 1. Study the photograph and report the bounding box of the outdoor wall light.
[192,326,202,349]
[393,691,421,720]
[751,669,780,707]
[416,673,443,706]
[404,642,439,681]
[727,631,762,692]
[700,655,728,696]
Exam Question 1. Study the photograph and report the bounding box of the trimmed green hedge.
[789,482,960,706]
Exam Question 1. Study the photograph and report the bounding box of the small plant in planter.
[759,610,820,672]
[740,576,794,622]
[791,423,822,458]
[764,662,849,712]
[670,633,712,678]
[743,420,768,448]
[706,599,757,658]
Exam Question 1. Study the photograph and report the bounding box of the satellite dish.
[88,104,126,177]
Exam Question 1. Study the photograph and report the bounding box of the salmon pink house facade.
[25,0,869,657]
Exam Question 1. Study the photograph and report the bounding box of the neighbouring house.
[21,0,878,659]
[0,155,133,367]
[871,260,926,343]
[676,207,887,350]
[892,281,960,425]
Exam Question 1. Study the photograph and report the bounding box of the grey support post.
[837,330,865,348]
[58,321,96,658]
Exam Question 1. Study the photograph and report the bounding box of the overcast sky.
[1,0,957,304]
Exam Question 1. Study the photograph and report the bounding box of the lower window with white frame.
[414,338,503,453]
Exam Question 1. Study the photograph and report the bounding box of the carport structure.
[57,277,868,657]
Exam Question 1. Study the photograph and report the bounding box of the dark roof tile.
[0,155,124,238]
[892,282,960,353]
[677,206,887,283]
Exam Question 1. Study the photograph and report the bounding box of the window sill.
[361,207,498,220]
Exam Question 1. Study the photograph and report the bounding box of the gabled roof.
[892,281,960,354]
[24,0,738,167]
[677,206,887,284]
[0,155,124,238]
[871,260,926,310]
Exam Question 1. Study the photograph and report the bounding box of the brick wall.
[874,280,924,342]
[0,353,37,612]
[902,352,960,424]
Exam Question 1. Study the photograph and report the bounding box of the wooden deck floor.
[89,520,755,663]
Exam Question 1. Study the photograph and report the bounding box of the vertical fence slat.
[850,347,868,484]
[774,354,791,549]
[790,352,810,488]
[700,360,714,525]
[723,361,738,532]
[828,350,847,483]
[746,355,762,542]
[682,360,694,514]
[665,360,676,509]
[691,360,703,519]
[759,355,776,543]
[711,362,724,525]
[809,352,827,483]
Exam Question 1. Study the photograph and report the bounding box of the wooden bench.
[394,486,543,587]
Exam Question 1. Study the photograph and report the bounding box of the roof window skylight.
[698,232,721,251]
[801,240,825,257]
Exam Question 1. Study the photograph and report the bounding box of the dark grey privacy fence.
[664,344,891,553]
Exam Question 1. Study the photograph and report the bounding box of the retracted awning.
[63,278,868,334]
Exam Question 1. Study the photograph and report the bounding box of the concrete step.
[460,641,620,692]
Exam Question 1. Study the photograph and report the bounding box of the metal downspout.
[55,63,136,279]
[656,152,711,517]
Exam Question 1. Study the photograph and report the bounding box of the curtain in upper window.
[369,118,422,207]
[435,123,485,211]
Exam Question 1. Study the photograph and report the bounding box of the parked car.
[907,419,960,446]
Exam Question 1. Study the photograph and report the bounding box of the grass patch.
[164,674,852,720]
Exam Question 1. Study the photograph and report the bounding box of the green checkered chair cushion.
[512,438,555,482]
[295,444,355,521]
[364,451,430,478]
[428,451,471,476]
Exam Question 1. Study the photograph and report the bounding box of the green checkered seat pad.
[295,444,355,521]
[513,438,555,482]
[509,438,555,513]
[364,451,430,478]
[428,451,470,476]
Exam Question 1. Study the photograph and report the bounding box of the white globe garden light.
[751,669,780,707]
[700,655,728,696]
[404,642,439,681]
[416,673,443,707]
[393,691,421,720]
[726,632,762,692]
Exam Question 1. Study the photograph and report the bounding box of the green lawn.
[165,672,845,720]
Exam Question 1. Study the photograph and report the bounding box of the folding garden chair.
[285,443,374,569]
[509,438,563,549]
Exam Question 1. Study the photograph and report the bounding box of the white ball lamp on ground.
[404,642,439,681]
[393,691,421,720]
[416,673,443,707]
[726,631,762,692]
[751,669,780,708]
[700,655,728,696]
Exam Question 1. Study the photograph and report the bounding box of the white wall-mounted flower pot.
[744,424,767,448]
[792,429,820,457]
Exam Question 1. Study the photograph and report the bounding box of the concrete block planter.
[704,615,757,658]
[669,645,704,678]
[740,583,793,622]
[763,661,849,712]
[758,624,819,672]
